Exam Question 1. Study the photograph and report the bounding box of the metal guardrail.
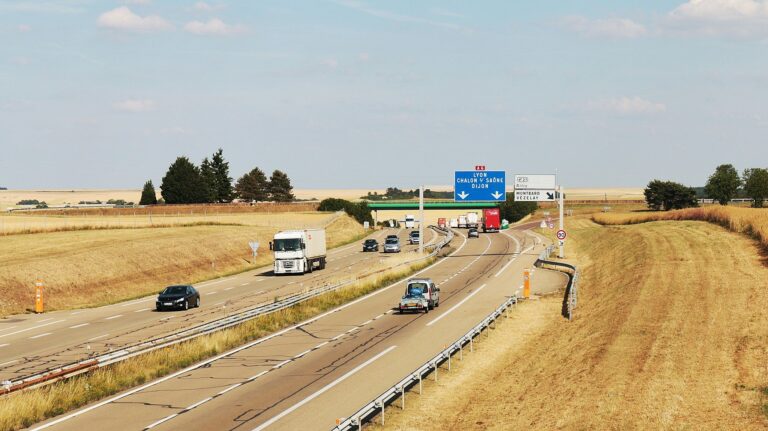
[332,294,518,431]
[535,246,579,321]
[1,227,454,396]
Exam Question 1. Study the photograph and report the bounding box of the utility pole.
[558,184,565,258]
[418,185,424,254]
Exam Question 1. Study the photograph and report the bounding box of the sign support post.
[558,185,565,258]
[418,185,424,254]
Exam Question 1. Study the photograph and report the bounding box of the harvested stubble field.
[375,216,768,430]
[0,213,364,317]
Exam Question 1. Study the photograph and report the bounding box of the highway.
[0,228,438,383]
[30,222,568,431]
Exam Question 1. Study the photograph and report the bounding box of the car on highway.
[386,234,399,240]
[468,228,479,238]
[383,237,401,253]
[362,239,379,252]
[400,278,439,311]
[409,231,420,245]
[156,285,200,311]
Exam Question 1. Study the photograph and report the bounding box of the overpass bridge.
[367,201,500,226]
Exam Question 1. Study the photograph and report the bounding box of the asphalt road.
[0,228,438,382]
[30,223,568,431]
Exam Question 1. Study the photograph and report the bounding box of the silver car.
[384,237,401,253]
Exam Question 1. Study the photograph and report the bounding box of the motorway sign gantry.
[454,170,506,201]
[514,189,556,201]
[514,174,556,190]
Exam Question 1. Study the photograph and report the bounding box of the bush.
[644,180,699,211]
[16,199,40,205]
[318,198,373,225]
[499,193,537,222]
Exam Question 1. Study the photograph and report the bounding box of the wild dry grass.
[0,256,434,431]
[376,217,768,430]
[593,206,768,250]
[0,213,364,317]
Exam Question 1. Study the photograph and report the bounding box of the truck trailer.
[458,215,468,229]
[482,208,501,232]
[466,212,479,229]
[404,214,416,229]
[272,229,327,275]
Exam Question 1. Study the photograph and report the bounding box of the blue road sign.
[454,170,506,202]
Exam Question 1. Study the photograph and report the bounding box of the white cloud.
[563,16,647,38]
[587,97,667,115]
[192,1,223,12]
[97,7,172,32]
[17,24,31,32]
[113,99,155,112]
[184,18,246,35]
[667,0,768,36]
[321,58,339,69]
[123,0,152,4]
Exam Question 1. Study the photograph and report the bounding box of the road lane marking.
[0,343,9,348]
[252,345,397,431]
[69,323,89,329]
[38,318,53,323]
[294,349,312,359]
[145,414,178,430]
[225,287,235,291]
[249,370,268,381]
[0,320,65,339]
[185,397,212,410]
[426,284,488,327]
[0,326,18,334]
[105,315,123,320]
[206,291,218,295]
[361,319,372,326]
[69,311,85,316]
[240,282,249,286]
[218,383,242,395]
[120,298,152,307]
[314,341,329,349]
[134,308,151,313]
[331,333,345,341]
[196,279,226,287]
[29,332,52,339]
[272,359,291,369]
[0,359,18,367]
[88,334,109,341]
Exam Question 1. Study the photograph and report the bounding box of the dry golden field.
[376,217,768,430]
[0,213,364,317]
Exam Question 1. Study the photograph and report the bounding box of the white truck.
[272,229,327,275]
[466,212,479,229]
[449,218,458,229]
[404,214,416,229]
[458,214,468,229]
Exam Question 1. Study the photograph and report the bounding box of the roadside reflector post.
[523,269,531,299]
[433,362,438,381]
[377,399,384,425]
[459,343,463,361]
[34,280,44,313]
[470,337,474,352]
[399,386,405,409]
[447,352,451,371]
[418,374,423,394]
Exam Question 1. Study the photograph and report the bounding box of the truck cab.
[404,214,416,229]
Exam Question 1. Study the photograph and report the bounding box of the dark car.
[468,228,479,238]
[156,285,200,311]
[362,239,379,252]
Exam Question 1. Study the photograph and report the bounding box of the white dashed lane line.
[88,334,109,341]
[0,359,18,367]
[0,320,66,339]
[69,323,89,329]
[0,343,9,348]
[29,332,52,339]
[134,308,151,313]
[105,315,123,320]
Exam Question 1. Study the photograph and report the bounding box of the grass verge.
[0,255,436,431]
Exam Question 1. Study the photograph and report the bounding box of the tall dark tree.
[268,170,295,202]
[705,164,741,205]
[210,148,234,203]
[160,157,210,204]
[743,168,768,208]
[235,167,269,202]
[199,157,217,203]
[499,193,537,222]
[139,180,158,205]
[644,180,698,211]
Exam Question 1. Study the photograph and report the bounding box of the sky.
[1,0,768,190]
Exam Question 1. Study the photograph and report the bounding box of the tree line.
[139,148,295,205]
[644,163,768,211]
[361,187,453,201]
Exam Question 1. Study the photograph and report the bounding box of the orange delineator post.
[35,280,44,313]
[523,269,531,299]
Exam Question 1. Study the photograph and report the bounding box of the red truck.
[437,218,447,229]
[482,208,500,232]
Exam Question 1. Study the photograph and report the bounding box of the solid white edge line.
[30,229,468,431]
[251,346,397,431]
[426,284,489,327]
[218,383,242,395]
[145,413,178,430]
[185,397,212,411]
[272,359,291,369]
